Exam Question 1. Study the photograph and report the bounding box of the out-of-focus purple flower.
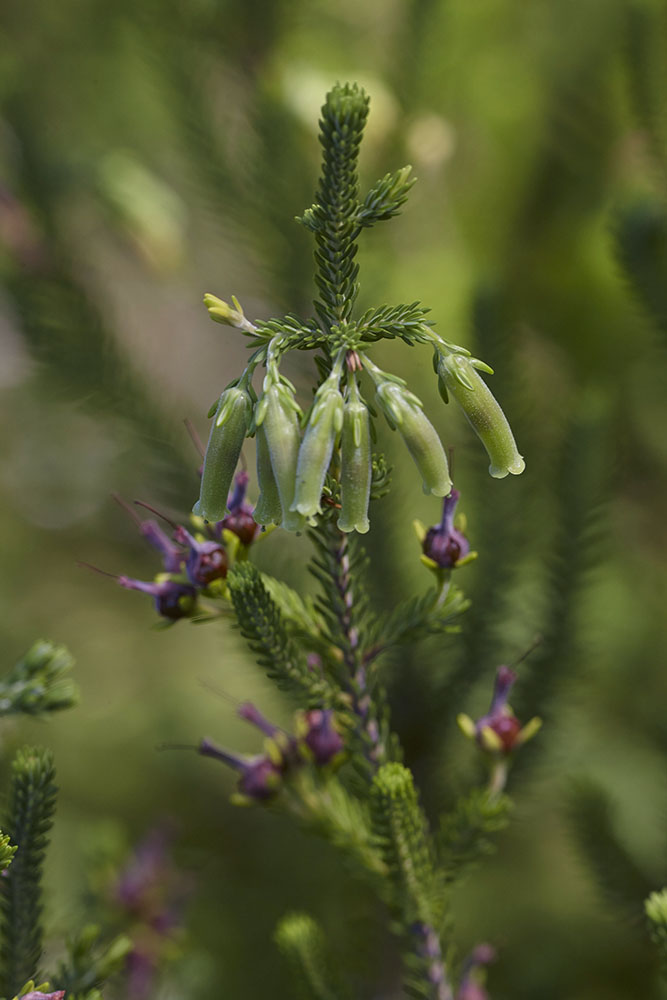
[218,471,260,546]
[21,992,66,1000]
[456,944,495,1000]
[458,667,541,756]
[140,521,185,573]
[300,710,344,765]
[113,824,192,1000]
[118,576,197,620]
[422,489,470,569]
[199,738,282,801]
[173,526,228,586]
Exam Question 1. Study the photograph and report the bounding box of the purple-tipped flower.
[422,490,470,569]
[21,993,66,1000]
[218,471,260,546]
[173,526,228,586]
[458,666,541,755]
[118,577,197,620]
[199,738,282,801]
[140,521,185,573]
[456,944,495,1000]
[300,710,344,765]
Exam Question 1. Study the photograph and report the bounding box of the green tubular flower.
[365,358,451,496]
[338,377,371,533]
[193,382,253,522]
[436,351,525,478]
[292,365,344,518]
[256,366,306,533]
[254,424,283,526]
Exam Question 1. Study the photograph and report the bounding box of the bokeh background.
[2,0,667,996]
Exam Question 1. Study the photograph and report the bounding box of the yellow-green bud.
[437,352,525,479]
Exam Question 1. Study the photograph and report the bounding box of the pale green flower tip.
[281,510,307,533]
[489,454,525,478]
[292,498,321,518]
[338,515,370,534]
[203,293,244,327]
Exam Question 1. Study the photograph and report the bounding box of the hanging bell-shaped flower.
[338,376,371,534]
[371,369,452,497]
[436,351,525,479]
[193,382,254,523]
[292,364,344,518]
[253,424,283,527]
[255,365,305,533]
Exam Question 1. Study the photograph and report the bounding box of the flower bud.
[203,292,246,328]
[422,489,469,568]
[173,526,228,586]
[199,739,282,802]
[375,380,452,496]
[297,709,344,765]
[219,470,260,545]
[118,576,197,621]
[457,666,541,756]
[256,376,305,533]
[193,385,252,523]
[436,352,524,479]
[253,424,283,526]
[338,379,371,534]
[292,370,344,518]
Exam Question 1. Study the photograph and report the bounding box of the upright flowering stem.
[319,521,386,771]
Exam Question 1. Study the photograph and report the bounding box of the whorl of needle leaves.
[226,561,336,706]
[0,748,58,998]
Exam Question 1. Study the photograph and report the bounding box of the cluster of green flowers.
[194,294,525,534]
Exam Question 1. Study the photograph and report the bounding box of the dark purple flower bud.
[218,471,260,546]
[173,526,228,586]
[118,577,197,620]
[475,666,521,753]
[422,489,470,569]
[301,710,344,765]
[199,738,281,801]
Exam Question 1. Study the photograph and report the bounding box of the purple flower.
[22,993,66,1000]
[458,667,541,756]
[173,526,228,586]
[199,738,282,801]
[456,944,495,1000]
[118,577,197,620]
[300,710,344,765]
[140,521,185,573]
[422,489,470,569]
[218,471,260,546]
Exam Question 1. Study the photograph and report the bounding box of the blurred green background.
[2,0,667,996]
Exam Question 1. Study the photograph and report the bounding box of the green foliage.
[0,642,78,718]
[0,748,58,998]
[646,890,667,976]
[614,201,667,339]
[438,788,511,886]
[51,924,132,1000]
[370,763,439,926]
[274,912,346,1000]
[0,837,17,876]
[566,779,653,923]
[285,773,386,885]
[227,562,337,704]
[367,583,470,663]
